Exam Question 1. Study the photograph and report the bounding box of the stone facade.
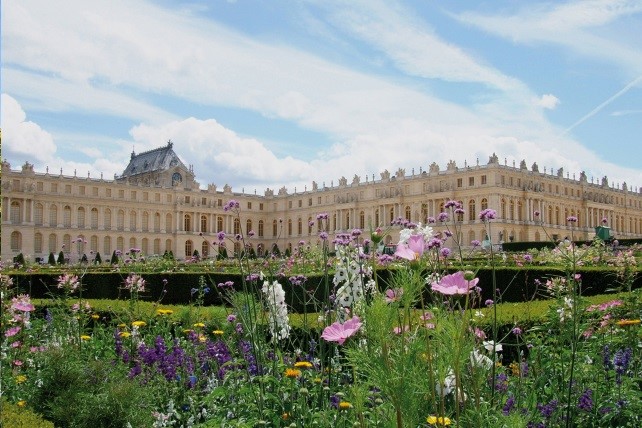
[2,145,642,262]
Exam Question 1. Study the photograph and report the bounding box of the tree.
[110,250,119,265]
[14,253,26,266]
[57,251,65,265]
[192,249,200,260]
[48,252,57,265]
[94,252,102,264]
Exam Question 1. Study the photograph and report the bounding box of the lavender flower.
[577,388,593,412]
[503,396,515,415]
[479,208,497,221]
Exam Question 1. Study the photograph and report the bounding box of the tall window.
[10,201,21,223]
[142,212,149,231]
[154,239,161,255]
[49,205,58,226]
[104,208,112,230]
[77,207,86,228]
[117,210,125,230]
[201,241,209,258]
[258,220,264,237]
[154,213,161,232]
[233,218,241,235]
[184,214,192,232]
[104,236,111,255]
[49,234,58,253]
[63,206,72,227]
[298,218,302,235]
[129,238,136,250]
[91,208,98,229]
[359,211,365,229]
[63,234,71,253]
[405,206,411,221]
[142,238,148,255]
[11,231,22,251]
[246,219,253,235]
[273,220,278,237]
[130,211,137,231]
[166,213,173,232]
[117,237,124,252]
[34,233,43,254]
[468,200,476,221]
[201,215,208,233]
[90,235,98,253]
[288,219,292,236]
[35,203,44,226]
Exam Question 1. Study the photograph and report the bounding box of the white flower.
[261,280,290,341]
[483,340,503,353]
[470,349,493,370]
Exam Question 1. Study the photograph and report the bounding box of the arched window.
[129,237,136,251]
[63,234,71,253]
[166,213,173,232]
[11,231,22,252]
[104,208,112,229]
[10,201,21,223]
[273,219,278,237]
[34,232,43,254]
[509,200,515,220]
[468,200,476,221]
[481,198,488,211]
[405,206,411,221]
[201,215,208,233]
[359,211,365,229]
[129,211,138,231]
[345,212,350,229]
[258,220,264,237]
[457,201,464,222]
[246,219,253,236]
[77,207,86,228]
[165,239,172,253]
[308,217,313,234]
[154,212,161,232]
[389,207,394,223]
[142,238,148,255]
[116,236,124,252]
[233,218,241,235]
[104,236,111,255]
[185,240,193,258]
[142,212,149,231]
[500,199,506,219]
[153,239,161,255]
[517,201,523,221]
[298,218,302,235]
[49,205,58,226]
[375,210,380,227]
[91,208,99,229]
[184,214,192,232]
[201,241,209,258]
[35,203,44,226]
[217,216,224,232]
[63,206,72,227]
[49,234,58,253]
[288,219,293,236]
[117,210,125,230]
[90,235,98,253]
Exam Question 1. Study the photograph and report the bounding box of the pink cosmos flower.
[431,271,479,295]
[393,325,410,334]
[5,326,21,337]
[321,316,362,345]
[384,288,403,303]
[395,235,425,261]
[11,297,35,312]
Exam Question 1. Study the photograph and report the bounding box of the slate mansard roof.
[118,141,187,179]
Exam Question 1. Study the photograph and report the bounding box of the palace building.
[2,141,642,262]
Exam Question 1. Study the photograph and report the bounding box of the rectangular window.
[457,178,463,188]
[201,197,207,205]
[185,196,190,203]
[217,199,222,207]
[79,186,85,195]
[106,188,111,197]
[481,175,487,185]
[469,177,474,186]
[317,197,321,204]
[247,202,252,209]
[65,185,72,194]
[143,192,149,201]
[298,200,302,208]
[166,194,172,203]
[119,190,124,198]
[51,183,58,192]
[37,182,44,191]
[131,191,137,200]
[289,201,292,209]
[308,198,312,206]
[155,193,161,202]
[92,187,98,196]
[260,203,264,210]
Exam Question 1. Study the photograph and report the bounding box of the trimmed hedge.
[9,266,640,313]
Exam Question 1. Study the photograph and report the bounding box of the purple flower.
[223,200,240,212]
[431,271,478,295]
[511,327,522,336]
[577,389,593,412]
[479,209,497,221]
[537,399,558,418]
[235,234,242,241]
[523,254,533,263]
[440,248,451,258]
[217,231,226,241]
[248,230,255,237]
[534,210,540,217]
[427,216,436,224]
[227,314,237,322]
[316,213,328,220]
[485,299,494,306]
[471,240,481,247]
[503,396,515,415]
[567,216,578,223]
[319,232,328,240]
[438,212,449,222]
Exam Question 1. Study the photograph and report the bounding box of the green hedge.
[9,266,640,313]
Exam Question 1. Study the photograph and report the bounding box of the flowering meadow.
[1,201,641,427]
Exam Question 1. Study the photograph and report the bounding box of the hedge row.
[9,267,639,313]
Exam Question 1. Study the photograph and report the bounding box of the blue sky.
[2,0,641,193]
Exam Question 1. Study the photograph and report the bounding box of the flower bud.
[463,270,476,281]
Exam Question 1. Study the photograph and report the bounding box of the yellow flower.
[132,321,147,328]
[212,330,224,336]
[118,323,127,328]
[193,322,206,328]
[183,329,194,334]
[119,331,132,338]
[616,319,641,327]
[427,415,452,426]
[91,314,100,320]
[80,335,91,341]
[285,368,301,378]
[339,401,352,410]
[509,362,521,376]
[15,375,27,384]
[156,309,174,316]
[294,361,313,369]
[17,400,27,407]
[313,377,322,383]
[198,335,206,343]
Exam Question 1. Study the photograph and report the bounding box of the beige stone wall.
[2,158,641,262]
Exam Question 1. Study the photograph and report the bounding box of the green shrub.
[0,399,54,428]
[47,252,56,265]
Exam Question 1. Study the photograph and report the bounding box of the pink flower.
[420,311,434,321]
[321,316,362,345]
[431,271,479,295]
[393,325,410,334]
[11,296,35,312]
[5,326,21,337]
[384,288,403,303]
[395,235,425,261]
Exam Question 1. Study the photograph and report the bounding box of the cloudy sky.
[2,0,641,194]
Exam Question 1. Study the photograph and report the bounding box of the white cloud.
[537,94,560,109]
[1,93,57,163]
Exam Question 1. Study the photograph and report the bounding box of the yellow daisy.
[294,361,313,369]
[339,401,352,410]
[616,319,641,327]
[80,335,91,341]
[285,368,301,378]
[212,330,224,336]
[427,415,451,426]
[131,321,147,328]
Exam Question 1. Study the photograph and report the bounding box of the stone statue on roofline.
[531,162,539,172]
[429,162,439,173]
[380,169,390,180]
[520,160,527,170]
[488,153,499,164]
